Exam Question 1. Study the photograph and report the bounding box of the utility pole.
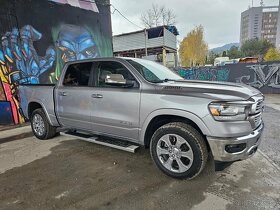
[144,28,148,57]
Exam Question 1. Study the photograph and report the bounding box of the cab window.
[63,62,92,86]
[97,61,138,88]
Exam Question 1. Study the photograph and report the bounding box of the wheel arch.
[28,101,53,125]
[140,109,211,148]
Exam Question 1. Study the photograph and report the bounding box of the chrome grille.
[253,113,262,128]
[255,100,264,113]
[249,96,264,129]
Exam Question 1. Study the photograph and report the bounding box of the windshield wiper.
[150,78,177,83]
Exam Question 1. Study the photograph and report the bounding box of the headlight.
[209,102,250,121]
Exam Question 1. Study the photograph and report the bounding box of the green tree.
[227,46,242,59]
[264,47,280,61]
[179,25,208,67]
[222,51,227,57]
[241,38,273,59]
[206,51,219,65]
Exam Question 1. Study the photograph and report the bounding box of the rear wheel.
[150,122,208,179]
[31,108,57,140]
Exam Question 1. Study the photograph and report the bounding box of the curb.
[0,123,30,132]
[0,125,32,144]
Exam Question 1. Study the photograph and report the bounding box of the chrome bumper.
[207,123,264,162]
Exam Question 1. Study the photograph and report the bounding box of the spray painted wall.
[0,0,112,125]
[177,62,280,94]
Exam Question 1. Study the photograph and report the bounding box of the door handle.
[92,94,103,99]
[59,92,68,96]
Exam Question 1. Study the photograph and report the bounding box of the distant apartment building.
[240,6,279,46]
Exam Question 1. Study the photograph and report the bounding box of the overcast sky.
[111,0,279,48]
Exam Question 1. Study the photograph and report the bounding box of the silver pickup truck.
[19,57,264,179]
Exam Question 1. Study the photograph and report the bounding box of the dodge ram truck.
[19,57,264,179]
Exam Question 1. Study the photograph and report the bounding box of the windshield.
[126,59,182,83]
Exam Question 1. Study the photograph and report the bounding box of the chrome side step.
[60,131,139,153]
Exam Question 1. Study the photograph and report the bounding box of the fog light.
[225,143,246,153]
[248,146,258,156]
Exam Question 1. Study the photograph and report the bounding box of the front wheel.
[150,122,208,179]
[31,108,57,140]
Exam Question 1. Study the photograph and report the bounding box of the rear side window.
[63,62,92,86]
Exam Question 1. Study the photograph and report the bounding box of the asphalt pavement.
[259,106,280,168]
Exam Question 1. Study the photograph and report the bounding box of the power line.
[110,4,144,30]
[58,1,144,30]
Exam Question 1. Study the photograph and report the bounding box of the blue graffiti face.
[57,25,99,64]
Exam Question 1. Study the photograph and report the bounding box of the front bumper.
[207,123,264,162]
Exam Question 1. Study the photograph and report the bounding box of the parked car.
[19,57,264,179]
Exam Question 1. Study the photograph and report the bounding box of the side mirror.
[105,74,134,88]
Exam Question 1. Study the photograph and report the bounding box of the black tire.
[150,122,208,179]
[31,108,57,140]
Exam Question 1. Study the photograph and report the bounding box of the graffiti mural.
[0,0,112,125]
[236,64,280,89]
[49,0,99,12]
[176,62,280,94]
[0,25,55,124]
[50,24,100,82]
[177,67,230,81]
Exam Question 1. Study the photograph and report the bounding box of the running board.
[60,131,139,153]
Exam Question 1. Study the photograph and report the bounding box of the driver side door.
[90,60,141,142]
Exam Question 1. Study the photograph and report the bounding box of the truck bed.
[19,84,60,126]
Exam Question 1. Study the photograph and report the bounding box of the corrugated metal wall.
[163,28,177,50]
[113,28,177,52]
[113,31,147,52]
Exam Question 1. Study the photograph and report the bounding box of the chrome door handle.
[59,92,68,96]
[92,94,103,99]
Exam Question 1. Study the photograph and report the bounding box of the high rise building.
[240,6,279,46]
[276,0,280,48]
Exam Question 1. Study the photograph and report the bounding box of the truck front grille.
[249,96,264,129]
[253,113,262,128]
[255,100,264,114]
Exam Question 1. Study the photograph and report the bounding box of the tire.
[31,108,57,140]
[150,122,208,179]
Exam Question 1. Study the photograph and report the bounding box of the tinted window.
[97,61,136,87]
[63,62,92,86]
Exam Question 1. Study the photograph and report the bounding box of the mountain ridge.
[210,43,240,54]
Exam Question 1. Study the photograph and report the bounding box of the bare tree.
[141,4,176,28]
[141,10,154,28]
[165,9,176,26]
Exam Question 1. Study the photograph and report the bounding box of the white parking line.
[258,149,280,173]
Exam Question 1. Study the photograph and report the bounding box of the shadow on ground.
[0,139,217,210]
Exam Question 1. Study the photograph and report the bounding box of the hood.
[156,80,262,101]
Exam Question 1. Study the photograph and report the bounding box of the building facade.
[113,26,179,68]
[240,6,279,45]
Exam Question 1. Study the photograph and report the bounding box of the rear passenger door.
[90,60,141,142]
[56,62,94,130]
